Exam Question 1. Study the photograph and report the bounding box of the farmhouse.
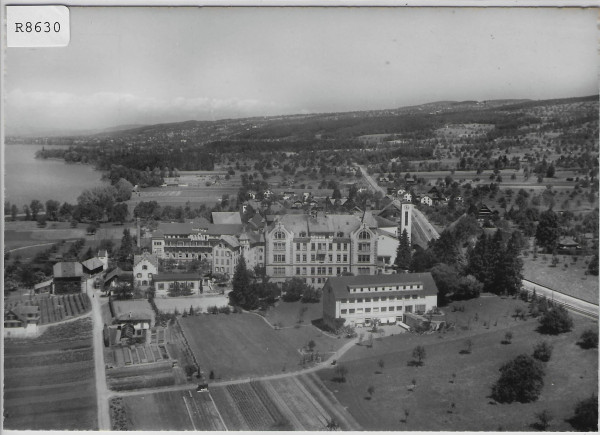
[133,252,158,289]
[321,272,438,329]
[153,273,203,297]
[420,195,433,206]
[4,305,41,338]
[53,262,84,294]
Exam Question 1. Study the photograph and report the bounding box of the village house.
[133,252,158,289]
[321,272,439,329]
[420,195,433,206]
[4,305,41,338]
[53,262,84,294]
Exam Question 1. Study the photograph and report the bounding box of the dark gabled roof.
[325,272,438,300]
[374,215,398,228]
[53,262,84,278]
[206,224,244,236]
[81,257,104,271]
[133,252,159,269]
[153,273,202,282]
[104,267,130,282]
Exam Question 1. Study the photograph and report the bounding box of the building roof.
[104,267,131,283]
[133,252,159,269]
[153,273,202,282]
[53,262,84,278]
[34,279,53,290]
[112,300,154,323]
[272,213,367,238]
[81,257,105,271]
[205,224,244,236]
[373,214,397,228]
[98,250,108,257]
[212,212,243,225]
[558,237,580,247]
[325,272,438,300]
[217,235,241,249]
[9,304,41,323]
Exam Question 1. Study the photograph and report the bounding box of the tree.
[168,281,193,297]
[29,199,43,220]
[10,204,18,221]
[378,359,385,371]
[546,164,555,178]
[45,200,60,221]
[117,228,135,268]
[531,410,553,431]
[493,232,524,296]
[333,364,348,382]
[114,178,134,202]
[539,305,573,334]
[568,395,598,431]
[412,345,426,366]
[111,203,129,224]
[504,331,513,344]
[395,229,412,271]
[532,341,553,362]
[23,204,31,220]
[229,257,258,310]
[367,385,375,398]
[535,209,560,252]
[578,329,598,349]
[587,253,599,276]
[491,354,545,403]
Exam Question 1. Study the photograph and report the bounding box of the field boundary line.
[182,395,197,430]
[208,392,228,431]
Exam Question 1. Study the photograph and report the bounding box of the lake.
[4,144,106,207]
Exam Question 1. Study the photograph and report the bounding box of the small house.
[53,262,84,294]
[133,252,158,289]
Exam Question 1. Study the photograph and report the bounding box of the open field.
[3,317,97,430]
[317,296,598,431]
[116,373,361,431]
[117,389,226,431]
[264,300,324,327]
[178,313,302,380]
[522,255,598,305]
[106,361,177,391]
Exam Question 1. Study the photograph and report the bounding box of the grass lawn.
[179,313,303,380]
[522,255,598,304]
[317,296,598,431]
[264,300,324,327]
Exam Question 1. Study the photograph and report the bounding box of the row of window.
[341,304,427,316]
[136,273,153,279]
[341,295,424,304]
[294,242,351,251]
[273,254,286,263]
[295,253,350,263]
[295,266,349,276]
[156,281,197,290]
[349,284,422,293]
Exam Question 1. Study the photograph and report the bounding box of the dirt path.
[111,336,359,398]
[89,279,111,430]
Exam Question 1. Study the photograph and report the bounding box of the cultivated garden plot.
[35,293,91,324]
[3,317,97,430]
[117,389,225,431]
[178,313,301,380]
[317,296,598,431]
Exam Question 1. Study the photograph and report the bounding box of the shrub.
[491,354,545,403]
[538,305,573,334]
[532,341,553,362]
[568,395,598,431]
[333,364,348,383]
[578,329,599,349]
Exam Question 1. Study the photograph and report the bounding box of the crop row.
[186,392,225,431]
[5,347,93,369]
[108,372,175,391]
[249,381,289,425]
[226,383,275,430]
[268,377,329,430]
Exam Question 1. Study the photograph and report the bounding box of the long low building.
[322,272,438,329]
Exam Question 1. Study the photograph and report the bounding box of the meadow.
[317,296,598,431]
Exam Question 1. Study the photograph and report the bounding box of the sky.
[5,7,599,135]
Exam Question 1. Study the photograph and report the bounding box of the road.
[88,278,111,430]
[111,336,360,398]
[357,164,439,248]
[522,279,599,319]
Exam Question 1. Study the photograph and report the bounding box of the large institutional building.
[321,272,438,329]
[151,204,413,283]
[264,210,408,287]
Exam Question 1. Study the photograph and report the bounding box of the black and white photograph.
[2,4,599,432]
